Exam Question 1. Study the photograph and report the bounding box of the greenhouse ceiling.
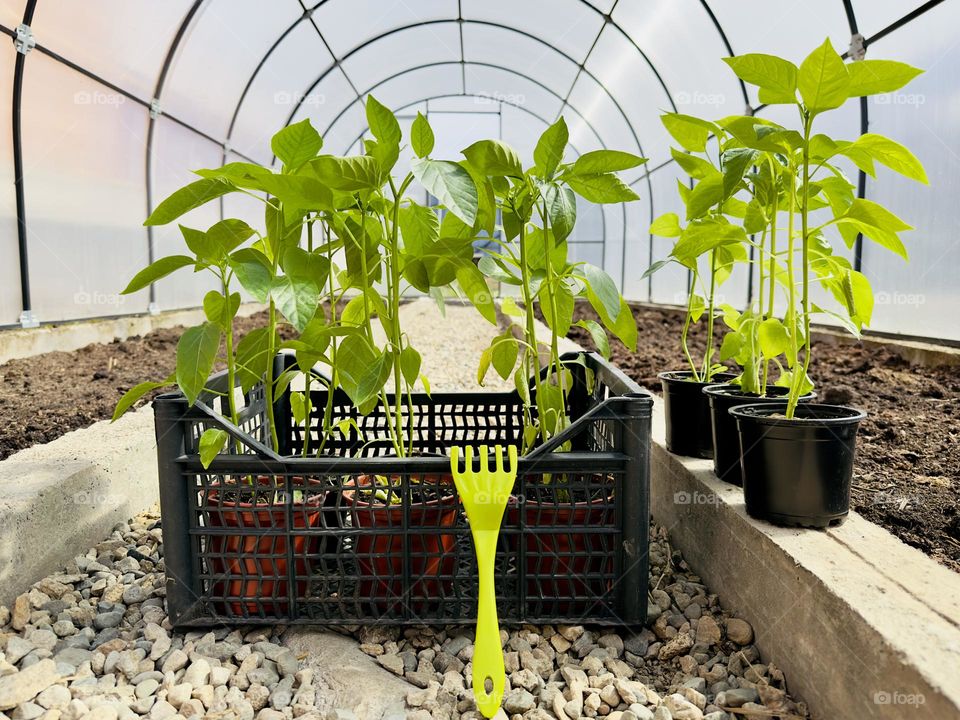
[0,0,956,342]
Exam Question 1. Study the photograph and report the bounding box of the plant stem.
[539,200,566,437]
[301,217,314,458]
[785,163,798,418]
[318,221,337,456]
[518,218,543,451]
[762,166,779,396]
[702,250,718,381]
[681,275,700,381]
[220,272,240,427]
[788,113,814,418]
[264,297,280,452]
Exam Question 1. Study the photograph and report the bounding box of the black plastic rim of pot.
[729,402,867,529]
[658,370,738,459]
[702,384,816,486]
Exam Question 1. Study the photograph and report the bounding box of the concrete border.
[0,407,159,608]
[0,304,266,365]
[649,398,960,720]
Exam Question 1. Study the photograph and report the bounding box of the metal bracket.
[19,310,39,329]
[14,23,35,55]
[849,33,866,61]
[149,98,162,119]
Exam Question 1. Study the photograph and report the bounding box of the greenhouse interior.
[0,1,957,719]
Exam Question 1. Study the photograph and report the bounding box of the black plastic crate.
[155,351,652,628]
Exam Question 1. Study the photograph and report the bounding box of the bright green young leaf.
[758,317,790,358]
[660,113,716,152]
[846,59,923,97]
[461,139,523,177]
[207,218,256,255]
[456,261,496,324]
[121,255,194,294]
[672,221,747,267]
[411,111,435,158]
[271,119,322,170]
[545,183,577,242]
[176,322,221,406]
[310,155,382,192]
[198,428,229,470]
[575,318,610,359]
[610,298,638,351]
[491,335,518,380]
[670,148,717,180]
[399,346,422,386]
[719,331,743,363]
[111,375,174,421]
[411,158,479,226]
[534,117,568,177]
[721,148,758,197]
[540,280,574,337]
[365,94,401,147]
[723,54,798,104]
[501,295,523,315]
[649,212,682,237]
[270,275,319,331]
[566,173,640,204]
[235,327,276,393]
[203,290,241,329]
[145,178,234,226]
[686,175,725,220]
[689,294,706,323]
[570,149,646,175]
[798,38,850,113]
[845,133,928,184]
[229,248,272,302]
[580,263,620,320]
[398,202,440,254]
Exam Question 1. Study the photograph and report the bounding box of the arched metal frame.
[2,0,949,327]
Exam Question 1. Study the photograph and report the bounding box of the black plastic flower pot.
[658,371,738,458]
[703,384,816,486]
[729,403,867,528]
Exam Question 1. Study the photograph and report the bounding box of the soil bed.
[564,302,960,573]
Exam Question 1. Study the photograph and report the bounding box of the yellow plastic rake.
[450,445,518,718]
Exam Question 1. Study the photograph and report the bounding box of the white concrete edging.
[649,397,960,720]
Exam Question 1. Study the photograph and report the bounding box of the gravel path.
[0,300,810,720]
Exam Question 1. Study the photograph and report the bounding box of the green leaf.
[649,212,682,237]
[398,202,440,254]
[270,275,319,331]
[176,322,221,406]
[203,290,241,329]
[198,428,229,470]
[310,155,382,192]
[235,327,275,393]
[207,218,256,255]
[570,149,646,175]
[686,175,725,220]
[670,148,717,180]
[145,178,234,226]
[540,280,574,336]
[641,259,672,280]
[411,112,435,158]
[271,119,322,170]
[836,199,911,259]
[846,59,923,97]
[461,139,523,177]
[798,38,849,113]
[259,173,333,210]
[545,183,577,242]
[758,318,789,358]
[844,133,928,184]
[610,298,638,351]
[534,117,568,177]
[112,376,173,421]
[580,263,620,320]
[399,346,422,386]
[456,261,496,324]
[121,255,194,294]
[566,173,640,204]
[722,54,798,104]
[719,331,743,362]
[575,318,610,359]
[229,248,273,302]
[491,335,518,380]
[721,148,758,197]
[672,221,747,267]
[365,94,401,171]
[660,113,717,152]
[411,158,479,226]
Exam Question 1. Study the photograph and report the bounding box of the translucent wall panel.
[32,1,195,100]
[292,68,363,155]
[356,64,462,118]
[648,165,689,306]
[462,24,578,97]
[0,43,19,324]
[428,111,500,160]
[0,0,25,27]
[229,22,333,164]
[614,0,744,121]
[598,203,623,279]
[163,0,301,140]
[313,0,456,60]
[499,103,548,168]
[859,3,960,341]
[462,0,603,62]
[21,53,149,322]
[150,117,221,310]
[340,23,460,92]
[851,1,911,39]
[705,0,849,107]
[463,65,564,124]
[566,70,640,156]
[622,177,652,301]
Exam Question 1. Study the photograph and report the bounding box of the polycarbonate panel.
[613,1,744,120]
[150,117,221,310]
[163,0,301,140]
[851,0,913,39]
[568,242,603,269]
[340,23,461,92]
[0,0,24,27]
[463,65,564,123]
[859,3,960,341]
[461,0,603,63]
[705,0,849,107]
[292,68,362,155]
[21,52,150,322]
[461,24,579,97]
[229,22,333,164]
[0,42,19,324]
[566,70,641,155]
[313,0,456,60]
[498,103,548,168]
[622,177,652,301]
[428,110,500,161]
[648,165,689,306]
[581,26,665,159]
[32,1,195,100]
[356,64,462,118]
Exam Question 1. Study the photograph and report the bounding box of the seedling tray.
[155,351,651,627]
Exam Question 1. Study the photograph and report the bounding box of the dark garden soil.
[564,302,960,573]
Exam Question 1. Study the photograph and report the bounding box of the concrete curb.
[649,397,960,720]
[0,407,159,608]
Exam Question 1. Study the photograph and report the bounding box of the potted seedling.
[722,39,927,526]
[470,117,644,607]
[702,145,815,484]
[646,115,746,458]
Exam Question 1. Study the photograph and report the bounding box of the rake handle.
[471,527,505,718]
